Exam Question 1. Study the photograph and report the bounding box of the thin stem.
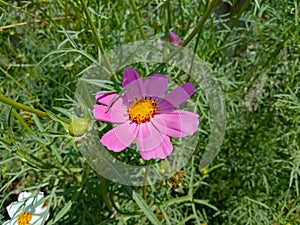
[181,0,218,47]
[222,0,251,43]
[79,0,119,82]
[11,109,34,134]
[0,92,49,118]
[0,137,11,145]
[0,0,36,18]
[79,0,105,55]
[188,25,203,75]
[152,181,164,205]
[150,0,218,75]
[0,66,46,110]
[230,0,251,30]
[0,16,69,30]
[143,159,152,199]
[0,66,31,96]
[166,0,172,33]
[130,0,147,40]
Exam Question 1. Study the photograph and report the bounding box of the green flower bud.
[69,118,89,136]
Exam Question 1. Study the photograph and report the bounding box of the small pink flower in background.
[93,68,199,160]
[4,192,49,225]
[168,31,182,46]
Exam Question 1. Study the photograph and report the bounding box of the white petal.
[33,208,49,221]
[30,215,44,225]
[34,204,47,214]
[11,218,18,225]
[32,205,49,224]
[24,192,44,207]
[3,220,11,225]
[6,202,23,218]
[3,218,18,225]
[18,192,32,202]
[35,192,45,202]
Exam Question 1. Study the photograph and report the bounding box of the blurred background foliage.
[0,0,299,224]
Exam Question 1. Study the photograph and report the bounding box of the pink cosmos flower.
[168,31,182,46]
[92,68,199,160]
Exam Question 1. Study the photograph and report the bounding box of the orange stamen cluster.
[127,96,158,124]
[17,211,32,225]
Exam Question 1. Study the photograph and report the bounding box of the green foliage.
[1,0,299,224]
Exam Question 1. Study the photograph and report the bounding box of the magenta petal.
[100,122,138,152]
[122,68,144,103]
[136,121,166,152]
[168,32,182,46]
[93,98,127,123]
[158,82,195,111]
[123,78,145,105]
[139,135,173,160]
[93,105,127,123]
[122,68,141,88]
[122,68,144,104]
[153,110,199,137]
[95,93,117,106]
[144,74,168,97]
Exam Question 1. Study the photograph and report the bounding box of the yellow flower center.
[17,211,32,225]
[128,97,158,124]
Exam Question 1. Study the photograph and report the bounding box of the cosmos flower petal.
[30,215,41,224]
[140,135,173,160]
[32,192,44,203]
[3,219,17,225]
[93,68,200,161]
[95,93,117,106]
[31,213,47,225]
[93,99,127,123]
[122,67,141,88]
[158,82,194,110]
[35,205,46,214]
[156,98,175,113]
[100,122,139,152]
[123,78,144,104]
[18,191,32,202]
[4,192,48,225]
[144,74,168,97]
[168,32,182,46]
[136,122,166,152]
[154,110,199,137]
[122,69,144,103]
[6,202,23,218]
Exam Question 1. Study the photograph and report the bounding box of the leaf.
[48,201,72,224]
[132,191,162,225]
[16,148,57,170]
[80,78,116,90]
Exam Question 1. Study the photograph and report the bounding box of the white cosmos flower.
[4,192,49,225]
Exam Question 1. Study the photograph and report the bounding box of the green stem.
[79,0,119,82]
[230,0,251,30]
[0,136,11,145]
[0,0,36,18]
[181,0,218,47]
[143,159,152,199]
[151,0,218,75]
[130,0,146,40]
[188,25,203,75]
[0,92,49,118]
[222,0,251,43]
[152,181,164,205]
[79,0,105,55]
[0,66,46,110]
[99,176,113,212]
[11,109,34,134]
